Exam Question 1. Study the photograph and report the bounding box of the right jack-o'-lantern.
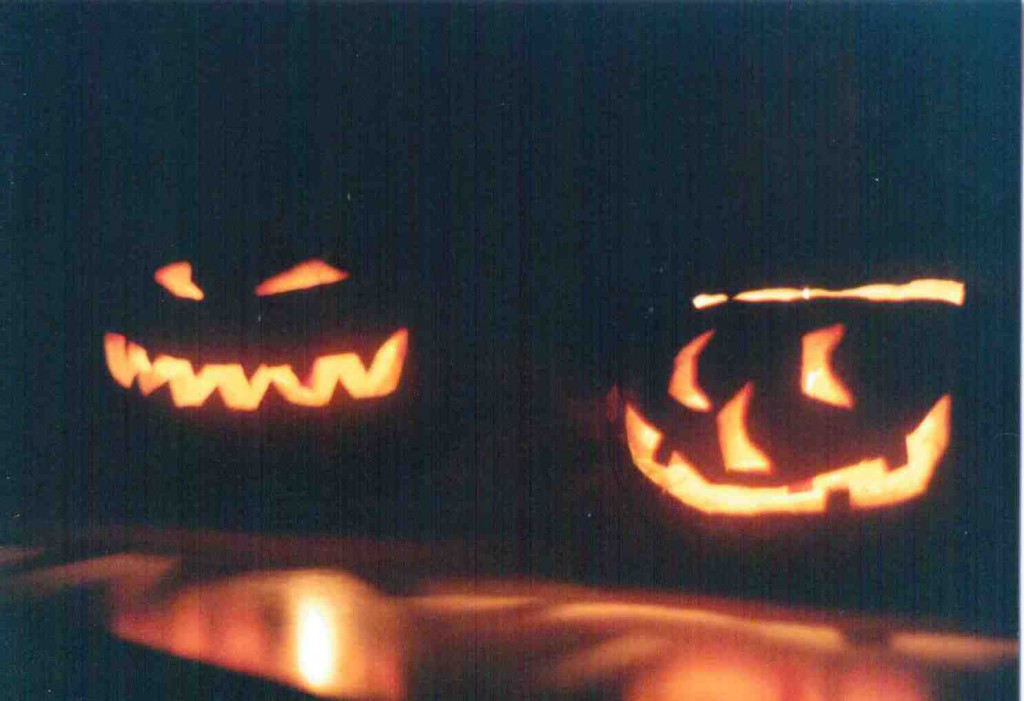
[618,279,965,518]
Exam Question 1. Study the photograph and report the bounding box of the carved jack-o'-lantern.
[103,259,409,411]
[82,248,444,536]
[620,279,965,518]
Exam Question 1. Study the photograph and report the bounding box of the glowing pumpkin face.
[620,279,965,517]
[104,259,409,411]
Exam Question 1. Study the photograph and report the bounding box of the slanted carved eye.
[716,382,772,474]
[255,259,349,297]
[154,261,204,301]
[800,324,854,409]
[668,330,715,412]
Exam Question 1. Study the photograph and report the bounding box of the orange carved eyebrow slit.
[801,324,854,409]
[668,330,715,412]
[255,259,349,297]
[154,262,204,300]
[691,279,965,309]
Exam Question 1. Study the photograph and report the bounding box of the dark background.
[1,4,1018,636]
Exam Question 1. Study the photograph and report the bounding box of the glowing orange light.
[626,645,937,701]
[154,261,204,300]
[730,279,965,306]
[837,666,929,701]
[110,571,405,701]
[801,324,854,409]
[295,595,339,692]
[628,648,785,701]
[668,330,715,412]
[548,634,672,689]
[623,396,951,515]
[104,329,408,410]
[692,293,728,310]
[6,554,179,604]
[410,594,538,613]
[889,632,1019,668]
[543,602,846,653]
[255,259,349,296]
[691,279,965,308]
[716,383,772,474]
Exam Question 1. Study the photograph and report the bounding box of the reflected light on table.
[295,594,341,692]
[629,648,786,701]
[888,632,1020,668]
[626,644,931,701]
[838,664,929,701]
[110,570,405,700]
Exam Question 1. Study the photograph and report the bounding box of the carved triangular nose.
[717,382,772,474]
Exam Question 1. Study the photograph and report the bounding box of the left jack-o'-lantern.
[104,259,409,411]
[83,246,441,537]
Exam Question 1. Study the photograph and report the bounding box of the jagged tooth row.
[103,330,408,410]
[623,397,950,516]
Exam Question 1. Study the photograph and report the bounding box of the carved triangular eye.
[801,324,854,409]
[255,259,349,297]
[154,261,204,301]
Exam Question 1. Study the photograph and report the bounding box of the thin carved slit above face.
[690,279,965,309]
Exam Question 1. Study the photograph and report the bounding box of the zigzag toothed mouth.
[103,329,409,411]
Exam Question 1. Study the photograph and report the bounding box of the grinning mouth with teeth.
[624,397,951,516]
[103,329,409,411]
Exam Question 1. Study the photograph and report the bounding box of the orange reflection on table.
[838,664,929,701]
[629,647,788,701]
[627,644,930,701]
[295,593,343,692]
[110,570,405,700]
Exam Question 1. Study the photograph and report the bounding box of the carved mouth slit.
[623,396,951,516]
[104,329,409,411]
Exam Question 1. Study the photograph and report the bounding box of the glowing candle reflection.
[295,595,339,692]
[110,570,405,700]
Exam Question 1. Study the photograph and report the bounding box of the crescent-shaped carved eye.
[668,330,715,412]
[154,261,204,301]
[717,382,772,474]
[801,324,854,409]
